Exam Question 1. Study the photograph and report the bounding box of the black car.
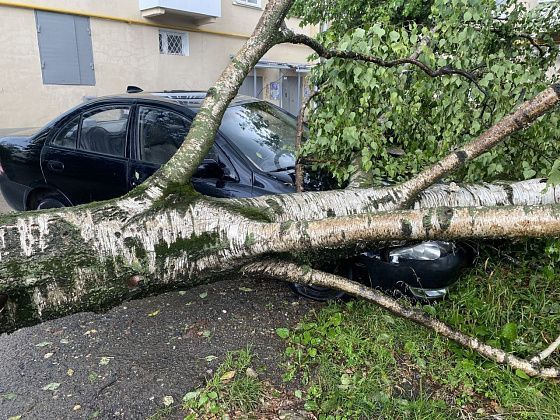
[0,90,469,301]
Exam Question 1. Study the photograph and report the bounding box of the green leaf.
[199,292,208,299]
[1,392,17,401]
[183,391,200,401]
[501,322,518,341]
[548,159,560,185]
[389,31,400,42]
[42,382,61,391]
[515,369,531,380]
[340,373,352,385]
[276,328,290,339]
[464,11,473,22]
[423,305,437,316]
[371,24,385,38]
[354,28,366,39]
[523,168,537,179]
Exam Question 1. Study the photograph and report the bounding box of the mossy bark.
[0,0,560,334]
[2,183,560,333]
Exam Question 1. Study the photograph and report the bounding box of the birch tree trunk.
[0,0,559,378]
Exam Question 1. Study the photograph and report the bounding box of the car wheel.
[289,261,352,302]
[35,194,66,210]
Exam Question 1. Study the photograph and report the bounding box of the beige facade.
[0,0,316,128]
[0,1,557,129]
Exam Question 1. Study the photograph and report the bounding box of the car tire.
[34,194,66,210]
[289,261,352,302]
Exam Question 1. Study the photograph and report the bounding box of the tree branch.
[262,203,560,256]
[280,27,487,95]
[397,84,560,208]
[244,259,560,379]
[295,89,320,192]
[123,0,296,205]
[531,334,560,366]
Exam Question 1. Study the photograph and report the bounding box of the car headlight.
[389,241,453,263]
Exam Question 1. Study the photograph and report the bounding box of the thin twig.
[531,334,560,365]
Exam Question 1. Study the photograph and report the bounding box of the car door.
[42,104,131,205]
[128,104,254,198]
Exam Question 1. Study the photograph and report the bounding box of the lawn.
[278,240,560,418]
[149,240,560,419]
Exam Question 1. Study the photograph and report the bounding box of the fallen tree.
[0,0,559,378]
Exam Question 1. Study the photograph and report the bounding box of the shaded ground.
[0,277,321,419]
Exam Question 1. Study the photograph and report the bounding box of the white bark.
[0,0,558,387]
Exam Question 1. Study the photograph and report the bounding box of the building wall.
[0,1,315,128]
[0,1,557,128]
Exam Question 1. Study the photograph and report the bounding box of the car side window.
[52,115,80,149]
[78,107,130,157]
[138,107,191,165]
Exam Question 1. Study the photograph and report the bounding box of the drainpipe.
[253,67,257,98]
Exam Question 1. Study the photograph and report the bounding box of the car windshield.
[220,102,302,172]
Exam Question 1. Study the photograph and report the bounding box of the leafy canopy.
[292,0,560,185]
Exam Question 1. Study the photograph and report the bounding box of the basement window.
[159,30,189,56]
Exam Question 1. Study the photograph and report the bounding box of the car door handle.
[47,160,64,173]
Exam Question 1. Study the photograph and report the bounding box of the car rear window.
[138,106,191,165]
[78,107,130,157]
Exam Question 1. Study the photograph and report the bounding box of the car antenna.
[127,86,143,94]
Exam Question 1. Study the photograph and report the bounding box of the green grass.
[278,242,560,419]
[182,347,264,418]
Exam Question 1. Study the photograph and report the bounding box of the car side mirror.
[194,159,224,179]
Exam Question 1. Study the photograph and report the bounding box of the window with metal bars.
[159,30,189,56]
[234,0,262,8]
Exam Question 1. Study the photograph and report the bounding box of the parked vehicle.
[0,90,470,300]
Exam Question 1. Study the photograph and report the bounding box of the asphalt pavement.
[0,196,321,419]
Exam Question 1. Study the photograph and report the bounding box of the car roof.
[87,91,259,110]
